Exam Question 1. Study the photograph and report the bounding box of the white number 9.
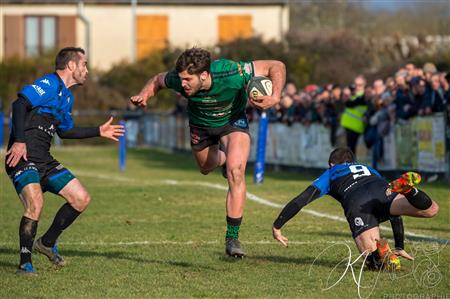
[349,165,371,179]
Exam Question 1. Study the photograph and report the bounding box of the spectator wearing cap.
[340,75,368,157]
[423,62,437,81]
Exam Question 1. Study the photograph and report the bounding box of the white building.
[1,0,289,70]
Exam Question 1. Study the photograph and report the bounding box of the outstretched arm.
[252,60,286,110]
[58,116,125,142]
[272,185,321,246]
[130,72,167,108]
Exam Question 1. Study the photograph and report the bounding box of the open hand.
[393,248,414,260]
[99,116,125,141]
[6,142,27,168]
[272,226,288,247]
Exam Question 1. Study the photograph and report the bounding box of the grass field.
[0,146,449,298]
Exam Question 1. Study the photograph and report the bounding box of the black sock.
[405,188,432,210]
[389,216,404,250]
[41,203,81,247]
[365,250,383,271]
[226,216,242,239]
[19,216,38,266]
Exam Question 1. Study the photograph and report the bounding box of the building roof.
[4,0,288,5]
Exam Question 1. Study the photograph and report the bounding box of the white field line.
[0,240,353,247]
[76,171,449,244]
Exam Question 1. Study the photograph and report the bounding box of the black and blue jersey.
[273,163,398,238]
[313,163,382,205]
[5,72,100,194]
[8,73,74,163]
[19,72,74,132]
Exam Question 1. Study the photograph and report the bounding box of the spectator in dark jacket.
[422,73,446,114]
[394,72,416,121]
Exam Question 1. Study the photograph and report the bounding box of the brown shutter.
[58,16,77,48]
[136,15,168,59]
[4,15,25,58]
[218,15,252,43]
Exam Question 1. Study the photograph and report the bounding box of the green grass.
[0,146,449,298]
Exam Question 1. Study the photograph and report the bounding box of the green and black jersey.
[164,59,254,127]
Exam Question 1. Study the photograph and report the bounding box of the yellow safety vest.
[340,93,367,134]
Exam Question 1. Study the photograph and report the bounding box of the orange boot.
[389,172,421,194]
[376,238,401,271]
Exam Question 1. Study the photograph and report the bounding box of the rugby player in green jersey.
[131,47,286,257]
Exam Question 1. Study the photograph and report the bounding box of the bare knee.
[228,166,244,185]
[71,192,91,212]
[24,194,44,220]
[423,201,439,218]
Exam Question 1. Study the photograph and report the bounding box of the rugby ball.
[247,76,272,100]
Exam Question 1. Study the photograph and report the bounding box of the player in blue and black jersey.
[272,147,439,270]
[5,47,124,275]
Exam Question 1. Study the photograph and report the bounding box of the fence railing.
[125,112,448,174]
[1,110,448,178]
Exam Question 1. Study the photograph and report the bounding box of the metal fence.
[1,110,448,179]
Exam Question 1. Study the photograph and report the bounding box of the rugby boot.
[225,237,246,258]
[16,262,37,276]
[34,238,65,267]
[376,238,401,271]
[389,172,421,194]
[365,253,383,271]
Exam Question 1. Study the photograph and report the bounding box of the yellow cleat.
[389,172,421,194]
[376,238,401,271]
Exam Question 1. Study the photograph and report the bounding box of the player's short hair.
[175,47,211,75]
[55,47,85,70]
[328,147,355,166]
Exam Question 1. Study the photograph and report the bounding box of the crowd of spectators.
[245,62,450,168]
[247,62,450,128]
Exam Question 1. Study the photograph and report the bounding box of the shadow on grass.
[0,246,215,272]
[127,149,198,175]
[216,252,344,269]
[249,255,342,269]
[127,148,319,183]
[0,260,18,268]
[407,225,450,233]
[310,231,352,238]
